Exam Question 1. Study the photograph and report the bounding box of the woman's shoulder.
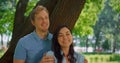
[74,52,84,58]
[74,52,84,63]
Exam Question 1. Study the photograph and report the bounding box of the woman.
[49,25,87,63]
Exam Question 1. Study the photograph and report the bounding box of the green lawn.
[0,50,4,58]
[0,51,120,63]
[84,53,120,63]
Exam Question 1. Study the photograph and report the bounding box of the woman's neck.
[61,47,69,57]
[62,47,70,63]
[35,29,48,39]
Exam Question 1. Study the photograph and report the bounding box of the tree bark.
[86,37,89,52]
[0,0,29,63]
[49,0,85,33]
[0,0,85,63]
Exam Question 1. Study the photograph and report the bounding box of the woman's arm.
[13,59,25,63]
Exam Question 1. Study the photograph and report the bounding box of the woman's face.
[57,27,73,48]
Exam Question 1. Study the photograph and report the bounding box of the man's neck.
[35,29,48,39]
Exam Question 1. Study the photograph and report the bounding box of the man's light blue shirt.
[14,31,53,63]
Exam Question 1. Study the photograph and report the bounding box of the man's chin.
[41,29,48,32]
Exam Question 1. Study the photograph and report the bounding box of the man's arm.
[13,39,26,63]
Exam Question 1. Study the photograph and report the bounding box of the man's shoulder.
[18,32,33,43]
[21,33,32,40]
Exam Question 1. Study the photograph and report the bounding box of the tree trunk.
[0,0,85,63]
[49,0,86,33]
[0,0,29,62]
[112,32,117,53]
[86,37,88,52]
[94,32,100,52]
[113,38,116,53]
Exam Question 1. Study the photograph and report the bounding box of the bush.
[84,53,120,63]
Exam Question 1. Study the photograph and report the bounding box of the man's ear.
[31,21,35,26]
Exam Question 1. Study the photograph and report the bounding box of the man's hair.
[30,5,49,21]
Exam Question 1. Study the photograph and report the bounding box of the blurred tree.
[110,0,120,13]
[102,39,110,51]
[0,0,15,47]
[72,0,105,52]
[93,0,120,52]
[73,0,105,36]
[0,0,85,63]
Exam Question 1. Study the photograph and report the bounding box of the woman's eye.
[58,35,63,37]
[66,33,69,35]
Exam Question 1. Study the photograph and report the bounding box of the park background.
[0,0,120,63]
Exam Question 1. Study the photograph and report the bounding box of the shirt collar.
[61,50,64,55]
[47,32,53,40]
[32,31,52,40]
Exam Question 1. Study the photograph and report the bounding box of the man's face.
[32,10,50,32]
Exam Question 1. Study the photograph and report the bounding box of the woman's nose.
[63,35,67,39]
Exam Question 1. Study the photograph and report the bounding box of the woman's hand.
[39,55,55,63]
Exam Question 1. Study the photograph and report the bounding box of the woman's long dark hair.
[52,25,76,63]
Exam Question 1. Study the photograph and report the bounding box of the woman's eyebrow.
[66,31,70,33]
[59,31,70,34]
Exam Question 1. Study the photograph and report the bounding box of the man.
[14,5,54,63]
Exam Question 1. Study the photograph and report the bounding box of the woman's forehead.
[59,27,70,33]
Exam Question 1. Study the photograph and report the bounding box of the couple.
[13,5,87,63]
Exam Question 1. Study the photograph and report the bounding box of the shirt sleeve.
[14,38,27,60]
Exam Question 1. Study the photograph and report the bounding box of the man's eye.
[38,18,42,20]
[45,16,48,19]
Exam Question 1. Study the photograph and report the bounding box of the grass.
[84,53,120,63]
[0,50,4,58]
[0,51,120,63]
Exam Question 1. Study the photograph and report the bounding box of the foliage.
[0,0,15,38]
[72,0,120,52]
[73,0,105,37]
[102,39,110,51]
[109,0,120,13]
[0,0,39,44]
[24,0,39,17]
[0,50,4,58]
